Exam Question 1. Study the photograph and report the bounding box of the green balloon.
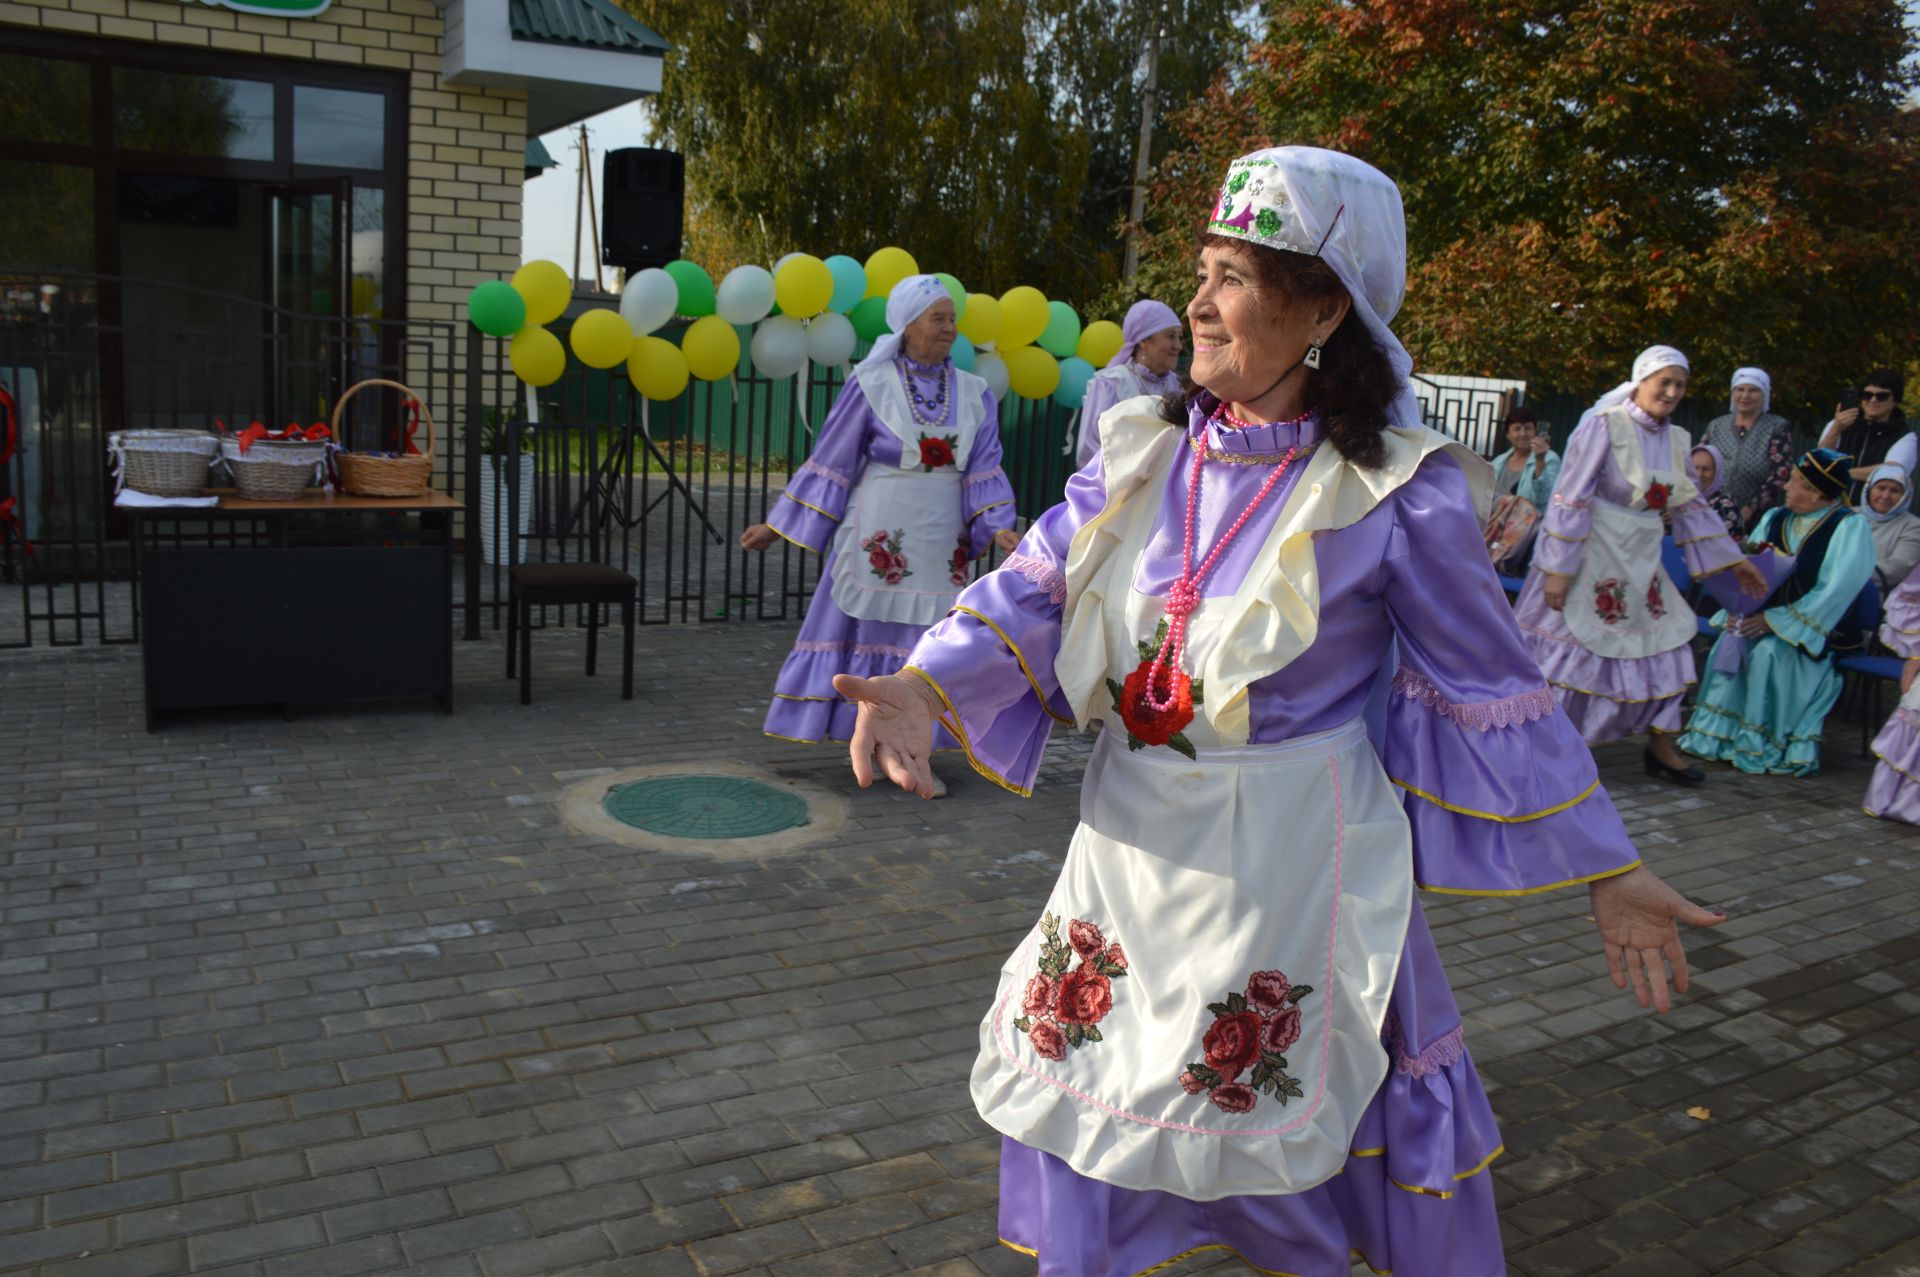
[467,280,526,337]
[1037,299,1082,358]
[934,272,967,319]
[664,259,715,317]
[850,295,891,342]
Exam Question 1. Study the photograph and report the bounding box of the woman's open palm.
[835,672,940,799]
[1590,866,1726,1013]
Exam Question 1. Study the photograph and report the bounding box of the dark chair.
[503,421,637,705]
[1833,580,1888,757]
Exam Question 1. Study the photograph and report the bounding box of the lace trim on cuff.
[964,464,1008,488]
[798,458,852,490]
[1000,552,1067,605]
[1551,494,1590,510]
[1782,601,1830,637]
[1391,668,1556,732]
[1383,1013,1465,1079]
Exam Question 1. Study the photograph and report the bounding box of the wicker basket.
[332,379,435,497]
[220,437,326,501]
[111,430,219,498]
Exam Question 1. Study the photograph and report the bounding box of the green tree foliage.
[620,0,1244,303]
[1127,0,1920,426]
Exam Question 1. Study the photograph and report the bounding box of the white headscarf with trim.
[854,274,952,373]
[1207,146,1421,430]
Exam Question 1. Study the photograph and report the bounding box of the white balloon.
[973,351,1011,401]
[619,268,678,335]
[750,316,808,379]
[716,265,776,326]
[806,312,857,367]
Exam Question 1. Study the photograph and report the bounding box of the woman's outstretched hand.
[835,672,942,799]
[1590,866,1726,1013]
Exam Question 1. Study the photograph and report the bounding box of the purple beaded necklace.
[896,355,953,430]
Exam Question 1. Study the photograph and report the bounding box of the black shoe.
[1644,747,1704,786]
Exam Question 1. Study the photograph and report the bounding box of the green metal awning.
[509,0,669,55]
[524,135,560,180]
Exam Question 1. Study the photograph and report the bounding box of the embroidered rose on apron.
[861,529,911,584]
[917,433,956,471]
[1180,971,1316,1113]
[1012,913,1129,1059]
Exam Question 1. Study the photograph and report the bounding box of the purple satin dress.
[1514,403,1744,742]
[1867,568,1920,823]
[762,370,1017,745]
[904,399,1643,1277]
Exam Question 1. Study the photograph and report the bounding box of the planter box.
[477,460,533,565]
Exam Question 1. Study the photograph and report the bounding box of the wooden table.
[132,490,460,729]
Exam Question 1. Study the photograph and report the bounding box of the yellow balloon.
[957,293,1002,346]
[998,286,1049,350]
[508,325,566,387]
[569,308,633,370]
[682,314,742,381]
[510,260,572,326]
[1003,345,1061,399]
[864,246,920,299]
[774,254,834,319]
[1076,320,1125,367]
[627,335,689,401]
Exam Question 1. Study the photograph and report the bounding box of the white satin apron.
[969,408,1422,1201]
[829,364,989,627]
[1561,408,1698,658]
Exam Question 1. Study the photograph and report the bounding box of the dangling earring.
[1304,340,1323,371]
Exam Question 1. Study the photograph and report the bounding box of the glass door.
[264,177,349,441]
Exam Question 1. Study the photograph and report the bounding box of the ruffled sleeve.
[1881,561,1920,658]
[961,387,1018,558]
[1530,416,1605,579]
[1764,511,1876,657]
[1671,445,1745,579]
[1381,456,1641,895]
[903,459,1107,795]
[764,379,873,553]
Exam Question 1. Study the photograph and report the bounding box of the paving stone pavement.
[2,623,1918,1277]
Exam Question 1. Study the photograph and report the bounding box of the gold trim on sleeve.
[901,666,1033,797]
[768,525,824,555]
[950,604,1075,725]
[1418,861,1641,897]
[781,493,842,523]
[967,497,1015,523]
[1391,775,1601,823]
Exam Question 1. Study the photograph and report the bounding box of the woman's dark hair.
[1503,405,1539,427]
[1863,369,1905,401]
[1157,232,1397,469]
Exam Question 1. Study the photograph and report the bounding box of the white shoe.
[928,775,949,799]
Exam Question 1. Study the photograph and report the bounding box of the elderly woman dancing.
[1073,298,1185,468]
[1677,449,1874,777]
[832,147,1724,1277]
[741,275,1020,790]
[1699,367,1795,533]
[1515,347,1767,785]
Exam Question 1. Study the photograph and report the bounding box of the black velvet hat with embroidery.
[1795,448,1853,502]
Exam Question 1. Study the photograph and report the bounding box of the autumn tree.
[1125,0,1920,428]
[620,0,1245,302]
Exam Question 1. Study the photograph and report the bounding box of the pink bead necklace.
[1141,423,1309,713]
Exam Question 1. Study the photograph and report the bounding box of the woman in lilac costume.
[831,148,1726,1277]
[1865,564,1920,823]
[1074,300,1185,469]
[1514,348,1767,785]
[741,276,1020,770]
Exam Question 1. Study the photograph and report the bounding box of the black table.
[132,490,460,729]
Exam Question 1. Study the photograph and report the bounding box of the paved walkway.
[2,624,1917,1277]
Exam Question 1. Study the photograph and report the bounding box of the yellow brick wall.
[0,0,526,488]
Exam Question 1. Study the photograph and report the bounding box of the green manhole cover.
[602,775,810,840]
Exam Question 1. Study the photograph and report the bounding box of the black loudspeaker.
[601,147,684,271]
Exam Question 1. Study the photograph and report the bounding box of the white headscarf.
[854,274,952,373]
[1730,367,1772,414]
[1207,146,1421,429]
[1580,345,1690,424]
[1862,462,1913,524]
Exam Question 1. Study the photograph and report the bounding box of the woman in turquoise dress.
[1678,448,1875,776]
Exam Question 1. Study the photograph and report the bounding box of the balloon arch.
[465,249,1130,411]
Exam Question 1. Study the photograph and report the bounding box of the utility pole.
[1122,8,1163,285]
[572,124,605,293]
